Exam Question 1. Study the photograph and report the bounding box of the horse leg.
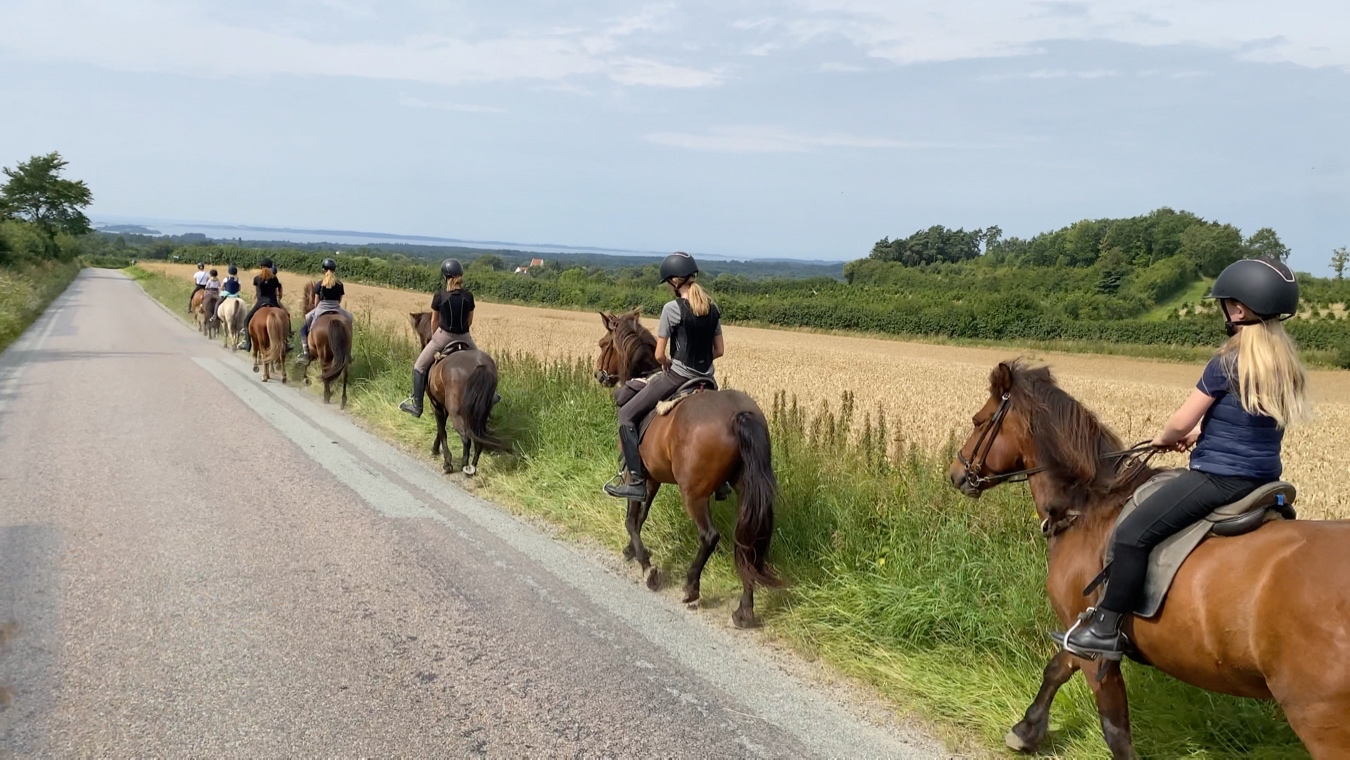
[459,431,473,476]
[1006,649,1080,752]
[1084,659,1134,759]
[623,493,654,568]
[680,490,720,605]
[1280,695,1350,757]
[340,365,348,409]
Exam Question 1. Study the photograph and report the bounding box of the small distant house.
[530,258,545,267]
[514,266,530,275]
[515,258,546,275]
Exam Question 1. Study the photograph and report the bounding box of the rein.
[959,391,1160,538]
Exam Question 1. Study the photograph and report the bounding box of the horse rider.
[399,259,477,417]
[188,262,209,312]
[220,265,243,299]
[238,258,286,351]
[1056,257,1312,658]
[205,268,222,296]
[604,252,723,500]
[298,258,354,363]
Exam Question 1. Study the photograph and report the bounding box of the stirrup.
[399,398,423,418]
[1052,611,1126,661]
[603,473,647,500]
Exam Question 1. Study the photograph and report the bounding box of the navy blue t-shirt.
[1189,354,1283,480]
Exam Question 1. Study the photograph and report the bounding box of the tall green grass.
[0,260,81,352]
[130,267,1307,758]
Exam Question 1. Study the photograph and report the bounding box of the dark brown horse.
[301,280,319,314]
[949,360,1350,758]
[249,306,289,383]
[200,290,221,339]
[410,312,502,476]
[303,313,351,408]
[596,309,781,628]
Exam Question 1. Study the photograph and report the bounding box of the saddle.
[1099,469,1297,618]
[616,375,718,442]
[432,341,474,364]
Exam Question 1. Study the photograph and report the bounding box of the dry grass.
[146,261,1350,517]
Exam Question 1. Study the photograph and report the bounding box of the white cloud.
[396,94,505,113]
[784,1,1350,69]
[644,125,961,153]
[979,68,1120,81]
[0,0,722,88]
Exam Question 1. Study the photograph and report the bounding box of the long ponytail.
[1222,316,1312,428]
[258,266,274,283]
[673,275,712,317]
[446,275,464,292]
[321,271,337,289]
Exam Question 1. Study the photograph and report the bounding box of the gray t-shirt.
[658,300,722,379]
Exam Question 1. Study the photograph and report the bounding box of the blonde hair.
[446,275,464,291]
[672,275,712,317]
[1220,312,1311,429]
[321,271,337,289]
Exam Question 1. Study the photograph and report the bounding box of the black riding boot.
[399,370,427,418]
[604,424,647,500]
[1053,607,1127,658]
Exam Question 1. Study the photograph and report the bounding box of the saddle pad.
[1105,469,1293,618]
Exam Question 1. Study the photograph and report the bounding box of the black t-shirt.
[254,274,282,302]
[316,280,345,302]
[432,289,475,334]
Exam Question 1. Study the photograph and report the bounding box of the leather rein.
[957,391,1158,539]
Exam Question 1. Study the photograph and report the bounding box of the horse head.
[596,309,658,386]
[949,360,1135,508]
[409,311,437,349]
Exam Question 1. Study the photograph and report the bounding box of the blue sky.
[0,1,1346,270]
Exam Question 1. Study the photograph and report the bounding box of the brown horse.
[596,309,781,628]
[303,313,351,408]
[200,290,221,339]
[190,288,206,328]
[249,306,289,383]
[949,360,1350,758]
[410,312,503,476]
[302,280,319,314]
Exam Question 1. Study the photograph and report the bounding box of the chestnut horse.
[303,313,351,408]
[596,309,781,628]
[949,360,1350,758]
[410,312,502,476]
[249,306,289,383]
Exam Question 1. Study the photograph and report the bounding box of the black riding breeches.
[1101,468,1265,613]
[617,371,684,428]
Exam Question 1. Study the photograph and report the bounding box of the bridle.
[957,391,1159,538]
[957,392,1044,491]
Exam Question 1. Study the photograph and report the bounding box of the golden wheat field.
[148,261,1350,517]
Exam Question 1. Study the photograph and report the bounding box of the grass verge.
[0,260,81,353]
[130,266,1309,758]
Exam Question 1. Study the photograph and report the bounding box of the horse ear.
[408,313,419,328]
[626,307,642,319]
[991,361,1015,397]
[600,312,616,331]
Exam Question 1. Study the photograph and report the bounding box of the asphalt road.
[0,270,950,758]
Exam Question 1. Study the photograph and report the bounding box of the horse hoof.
[645,568,660,591]
[462,465,476,477]
[682,587,700,605]
[622,545,635,561]
[252,366,259,373]
[732,608,758,629]
[304,378,311,386]
[1005,730,1034,753]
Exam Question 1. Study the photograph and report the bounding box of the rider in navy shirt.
[1057,258,1311,658]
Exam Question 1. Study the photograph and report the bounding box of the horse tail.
[321,319,351,385]
[266,310,286,366]
[462,363,505,450]
[733,411,783,589]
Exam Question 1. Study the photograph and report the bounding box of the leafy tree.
[1180,222,1243,277]
[1332,247,1349,281]
[1245,227,1290,262]
[0,152,93,236]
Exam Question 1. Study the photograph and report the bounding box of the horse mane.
[612,311,659,378]
[999,360,1144,501]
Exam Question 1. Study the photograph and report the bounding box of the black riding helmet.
[1207,257,1299,333]
[441,258,463,278]
[322,258,337,271]
[227,265,238,275]
[197,262,205,269]
[260,257,274,270]
[659,252,699,284]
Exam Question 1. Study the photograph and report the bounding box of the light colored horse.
[216,297,247,351]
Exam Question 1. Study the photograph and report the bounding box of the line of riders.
[197,250,1310,661]
[188,251,1344,753]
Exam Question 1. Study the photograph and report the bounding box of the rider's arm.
[655,337,670,367]
[1153,389,1215,451]
[712,334,724,359]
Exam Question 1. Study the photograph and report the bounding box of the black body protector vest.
[670,299,720,375]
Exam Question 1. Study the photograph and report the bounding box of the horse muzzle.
[948,463,984,498]
[595,370,618,387]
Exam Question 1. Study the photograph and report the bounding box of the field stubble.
[146,262,1350,517]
